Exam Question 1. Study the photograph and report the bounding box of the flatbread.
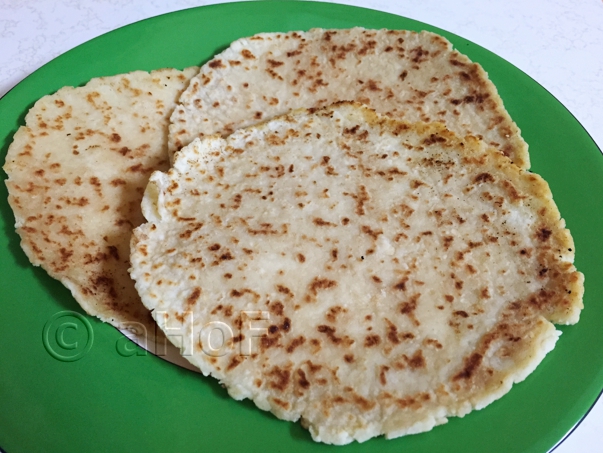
[4,67,198,336]
[169,28,529,169]
[131,102,582,444]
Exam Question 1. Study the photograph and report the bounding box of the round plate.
[1,2,602,452]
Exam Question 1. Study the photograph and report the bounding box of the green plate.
[1,2,602,452]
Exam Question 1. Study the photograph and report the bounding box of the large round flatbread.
[131,102,582,444]
[4,67,197,335]
[169,28,529,169]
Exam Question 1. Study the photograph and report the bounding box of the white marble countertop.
[1,0,601,451]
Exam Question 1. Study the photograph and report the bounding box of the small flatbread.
[4,67,197,335]
[169,28,529,168]
[132,102,582,444]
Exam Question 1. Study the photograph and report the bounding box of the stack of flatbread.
[169,28,529,169]
[4,27,583,445]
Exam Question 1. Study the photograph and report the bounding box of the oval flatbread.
[169,28,529,169]
[131,102,582,444]
[4,67,197,335]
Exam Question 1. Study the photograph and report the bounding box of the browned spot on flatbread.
[267,366,291,391]
[453,353,483,380]
[186,287,202,307]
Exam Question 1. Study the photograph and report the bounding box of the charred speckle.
[209,59,225,68]
[474,172,495,183]
[453,353,483,380]
[537,227,552,241]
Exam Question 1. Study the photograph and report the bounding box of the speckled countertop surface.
[1,1,601,451]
